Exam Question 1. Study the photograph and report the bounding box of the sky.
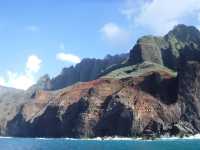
[0,0,200,90]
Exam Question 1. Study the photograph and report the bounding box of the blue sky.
[0,0,200,89]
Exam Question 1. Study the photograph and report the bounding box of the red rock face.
[5,69,183,138]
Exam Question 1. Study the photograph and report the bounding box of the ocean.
[0,137,200,150]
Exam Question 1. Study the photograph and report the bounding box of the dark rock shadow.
[138,73,178,105]
[95,96,133,137]
[6,98,89,138]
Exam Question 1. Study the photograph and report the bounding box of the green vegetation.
[102,62,177,79]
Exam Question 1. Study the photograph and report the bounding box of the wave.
[0,134,200,141]
[0,136,14,139]
[181,134,200,140]
[64,137,142,141]
[72,134,200,141]
[158,134,200,141]
[35,138,50,140]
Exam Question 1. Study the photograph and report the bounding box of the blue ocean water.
[0,138,199,150]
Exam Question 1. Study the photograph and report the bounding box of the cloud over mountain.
[56,52,81,64]
[0,55,42,90]
[122,0,200,34]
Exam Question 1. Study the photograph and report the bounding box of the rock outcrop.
[129,24,200,70]
[129,36,165,65]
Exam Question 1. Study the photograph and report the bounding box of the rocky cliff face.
[1,24,200,138]
[129,24,200,70]
[0,87,31,135]
[177,45,200,133]
[129,36,165,66]
[5,64,181,138]
[178,61,200,133]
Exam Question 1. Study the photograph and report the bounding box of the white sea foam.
[182,134,200,140]
[1,134,200,141]
[68,137,141,141]
[159,134,200,141]
[77,134,200,141]
[102,137,135,141]
[159,136,180,140]
[36,138,49,140]
[0,136,13,139]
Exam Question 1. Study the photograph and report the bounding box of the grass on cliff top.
[101,61,177,79]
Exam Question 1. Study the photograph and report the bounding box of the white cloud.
[26,25,40,32]
[26,55,42,73]
[0,55,42,90]
[100,22,130,45]
[101,23,122,39]
[56,43,81,64]
[5,71,34,90]
[0,77,6,86]
[56,52,81,64]
[122,0,200,35]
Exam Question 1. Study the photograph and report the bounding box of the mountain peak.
[165,24,200,44]
[129,24,200,70]
[170,24,199,34]
[173,24,194,30]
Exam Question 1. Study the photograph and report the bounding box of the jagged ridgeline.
[31,24,200,91]
[1,24,200,138]
[29,53,129,91]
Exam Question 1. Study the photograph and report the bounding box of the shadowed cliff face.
[178,61,200,132]
[6,99,89,137]
[138,72,178,105]
[95,95,134,137]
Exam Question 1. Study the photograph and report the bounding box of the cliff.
[1,24,200,138]
[5,63,180,138]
